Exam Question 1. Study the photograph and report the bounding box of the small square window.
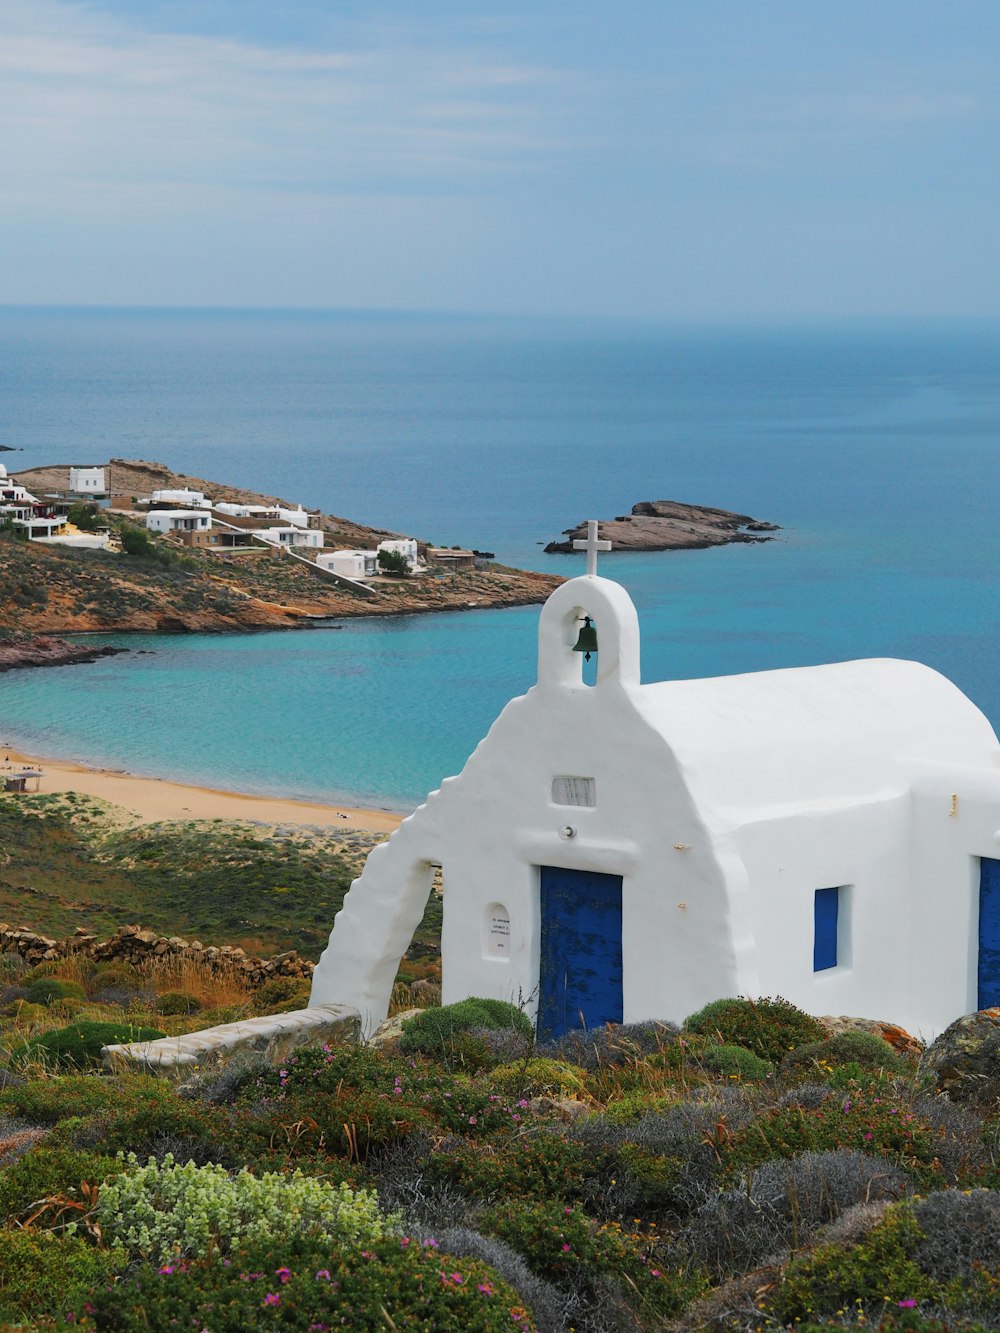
[814,887,840,972]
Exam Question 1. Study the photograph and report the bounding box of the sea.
[1,308,998,811]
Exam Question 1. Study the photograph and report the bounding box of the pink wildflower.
[263,1293,280,1307]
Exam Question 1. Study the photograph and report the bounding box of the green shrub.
[252,975,312,1013]
[76,1091,238,1166]
[487,1057,588,1099]
[684,995,827,1062]
[600,1091,680,1124]
[782,1029,912,1076]
[24,977,86,1006]
[428,1133,587,1203]
[765,1203,936,1326]
[156,990,202,1016]
[0,1144,122,1221]
[701,1041,774,1080]
[87,963,143,994]
[400,998,532,1063]
[722,1090,949,1187]
[480,1198,707,1320]
[10,1020,166,1070]
[97,1153,398,1263]
[78,1234,539,1332]
[0,1229,121,1323]
[0,1073,171,1125]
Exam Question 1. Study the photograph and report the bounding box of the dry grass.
[17,955,96,986]
[137,954,255,1011]
[387,983,420,1018]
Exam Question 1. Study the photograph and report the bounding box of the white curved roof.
[636,658,999,814]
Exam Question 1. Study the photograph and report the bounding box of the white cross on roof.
[573,519,612,576]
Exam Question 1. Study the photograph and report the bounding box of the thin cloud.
[0,0,579,199]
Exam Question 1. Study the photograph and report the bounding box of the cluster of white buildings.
[2,462,441,583]
[140,488,423,581]
[0,464,112,548]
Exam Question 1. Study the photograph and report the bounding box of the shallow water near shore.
[1,310,999,807]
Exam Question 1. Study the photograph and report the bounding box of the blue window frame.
[814,887,840,972]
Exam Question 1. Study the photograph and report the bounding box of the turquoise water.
[1,311,998,808]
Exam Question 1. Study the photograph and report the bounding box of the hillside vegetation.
[0,792,417,960]
[0,974,999,1330]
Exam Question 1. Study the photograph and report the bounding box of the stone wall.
[0,922,314,986]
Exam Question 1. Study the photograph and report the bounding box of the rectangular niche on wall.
[483,902,511,960]
[552,776,596,808]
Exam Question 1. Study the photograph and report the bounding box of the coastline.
[1,744,406,834]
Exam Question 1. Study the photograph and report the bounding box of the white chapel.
[310,523,1000,1042]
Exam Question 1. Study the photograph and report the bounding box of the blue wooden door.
[978,858,1000,1009]
[537,866,623,1041]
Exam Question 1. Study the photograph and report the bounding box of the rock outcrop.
[918,1008,1000,1104]
[545,500,779,554]
[818,1014,924,1056]
[0,636,127,673]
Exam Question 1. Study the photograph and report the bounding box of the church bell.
[572,615,598,661]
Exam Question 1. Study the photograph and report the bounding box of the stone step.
[102,1004,360,1078]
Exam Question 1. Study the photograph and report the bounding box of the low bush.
[24,977,86,1006]
[764,1203,935,1327]
[179,1050,274,1104]
[96,1152,398,1263]
[156,990,202,1016]
[536,1021,678,1073]
[436,1226,572,1333]
[487,1057,589,1099]
[87,962,143,994]
[722,1088,951,1188]
[399,998,532,1064]
[680,1149,910,1279]
[252,975,312,1013]
[782,1029,912,1077]
[0,1229,121,1324]
[701,1042,774,1081]
[684,995,827,1062]
[480,1197,708,1322]
[76,1234,540,1332]
[427,1133,587,1204]
[911,1189,1000,1282]
[73,1090,238,1167]
[10,1020,166,1071]
[0,1143,122,1222]
[0,1073,172,1125]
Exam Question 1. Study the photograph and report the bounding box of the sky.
[1,0,998,319]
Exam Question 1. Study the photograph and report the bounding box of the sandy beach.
[1,746,405,833]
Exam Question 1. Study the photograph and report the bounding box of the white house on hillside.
[256,526,324,549]
[377,538,420,571]
[146,510,211,534]
[311,524,1000,1042]
[215,503,311,529]
[69,467,106,495]
[316,549,379,579]
[148,489,212,510]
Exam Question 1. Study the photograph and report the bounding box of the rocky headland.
[0,636,127,673]
[1,458,561,637]
[545,499,779,554]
